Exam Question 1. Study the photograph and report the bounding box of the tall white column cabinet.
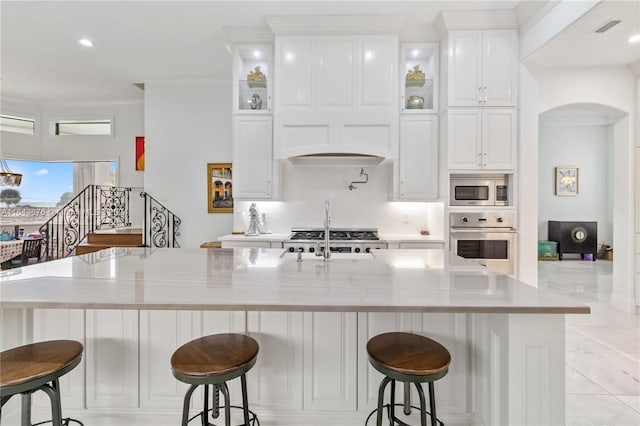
[232,44,278,200]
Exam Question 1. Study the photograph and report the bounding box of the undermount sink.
[280,251,374,260]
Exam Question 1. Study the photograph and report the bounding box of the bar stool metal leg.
[404,382,412,416]
[203,385,210,426]
[21,393,32,426]
[39,382,62,426]
[428,382,437,426]
[181,384,198,426]
[415,382,427,426]
[241,374,250,426]
[376,376,392,426]
[218,382,231,426]
[389,379,396,423]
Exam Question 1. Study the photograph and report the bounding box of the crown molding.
[439,9,518,30]
[399,25,441,43]
[517,1,560,34]
[266,15,407,35]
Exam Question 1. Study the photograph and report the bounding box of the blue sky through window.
[4,160,74,205]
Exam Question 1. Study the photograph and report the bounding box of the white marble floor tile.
[566,328,617,353]
[569,325,640,353]
[566,394,640,426]
[566,365,608,395]
[567,351,640,396]
[617,395,640,414]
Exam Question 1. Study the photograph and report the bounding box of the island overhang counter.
[1,248,589,426]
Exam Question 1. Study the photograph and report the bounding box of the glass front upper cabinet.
[400,43,438,113]
[234,44,272,113]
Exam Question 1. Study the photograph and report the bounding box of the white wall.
[144,80,233,248]
[1,98,144,189]
[234,163,444,238]
[538,120,613,246]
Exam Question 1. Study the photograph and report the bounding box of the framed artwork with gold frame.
[207,163,233,213]
[555,166,579,196]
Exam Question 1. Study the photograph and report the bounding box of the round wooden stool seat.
[1,340,84,392]
[366,332,450,426]
[1,340,84,426]
[367,332,450,382]
[171,334,260,425]
[171,333,259,384]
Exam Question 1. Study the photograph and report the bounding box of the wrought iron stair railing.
[39,185,180,261]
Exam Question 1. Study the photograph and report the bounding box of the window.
[0,115,36,135]
[55,119,112,136]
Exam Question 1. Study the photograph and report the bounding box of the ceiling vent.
[593,19,621,34]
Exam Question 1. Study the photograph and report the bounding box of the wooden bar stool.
[171,333,260,426]
[0,340,84,426]
[366,332,451,426]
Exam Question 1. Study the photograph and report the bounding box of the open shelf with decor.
[233,45,272,113]
[400,43,438,113]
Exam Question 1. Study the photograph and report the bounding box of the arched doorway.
[537,102,633,312]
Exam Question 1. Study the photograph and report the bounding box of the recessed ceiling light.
[412,49,420,58]
[253,50,261,59]
[78,38,94,47]
[629,34,640,43]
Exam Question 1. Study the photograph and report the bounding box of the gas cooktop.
[289,228,379,241]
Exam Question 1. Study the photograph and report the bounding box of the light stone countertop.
[218,233,290,241]
[0,247,589,314]
[379,234,445,243]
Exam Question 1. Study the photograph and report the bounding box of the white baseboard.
[610,293,637,314]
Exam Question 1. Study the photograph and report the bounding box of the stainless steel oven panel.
[450,229,516,275]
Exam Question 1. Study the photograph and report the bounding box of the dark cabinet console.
[548,221,597,261]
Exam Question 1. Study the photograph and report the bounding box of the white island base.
[1,248,582,426]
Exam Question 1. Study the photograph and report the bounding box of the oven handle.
[450,228,517,233]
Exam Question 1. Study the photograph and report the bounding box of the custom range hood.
[285,153,386,167]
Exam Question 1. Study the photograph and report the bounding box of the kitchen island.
[1,247,589,426]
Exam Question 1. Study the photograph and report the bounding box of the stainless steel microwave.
[450,176,508,206]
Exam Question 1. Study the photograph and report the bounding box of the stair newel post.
[143,193,149,248]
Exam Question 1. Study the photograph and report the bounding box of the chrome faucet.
[316,200,331,261]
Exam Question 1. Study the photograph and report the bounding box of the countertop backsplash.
[233,163,444,238]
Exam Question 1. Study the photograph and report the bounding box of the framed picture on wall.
[207,163,233,213]
[555,166,579,196]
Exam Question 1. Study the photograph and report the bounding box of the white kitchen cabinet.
[398,241,445,249]
[233,44,272,113]
[32,309,85,410]
[247,312,304,411]
[398,114,438,199]
[233,115,277,199]
[445,30,518,107]
[139,310,245,409]
[447,108,517,170]
[400,43,438,113]
[86,310,139,409]
[303,312,357,411]
[274,35,398,159]
[220,240,281,248]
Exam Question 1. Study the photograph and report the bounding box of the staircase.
[75,228,144,255]
[40,185,181,262]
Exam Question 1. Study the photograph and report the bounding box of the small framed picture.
[207,163,233,213]
[555,166,579,196]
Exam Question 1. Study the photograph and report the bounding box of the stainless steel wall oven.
[450,212,516,275]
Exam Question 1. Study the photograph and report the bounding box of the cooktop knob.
[309,247,315,253]
[298,247,304,252]
[354,247,361,253]
[497,217,504,223]
[365,247,371,253]
[462,216,469,223]
[288,247,295,253]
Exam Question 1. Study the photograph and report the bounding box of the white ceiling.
[1,1,638,104]
[524,0,640,69]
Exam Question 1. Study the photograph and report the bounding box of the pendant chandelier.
[0,158,22,186]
